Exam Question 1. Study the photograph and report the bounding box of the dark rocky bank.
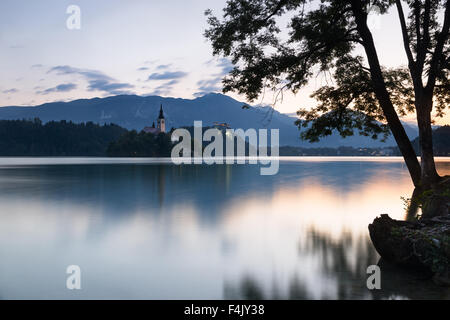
[369,177,450,286]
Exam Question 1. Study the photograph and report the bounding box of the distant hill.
[412,126,450,156]
[0,93,419,148]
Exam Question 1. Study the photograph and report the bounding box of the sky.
[0,0,448,125]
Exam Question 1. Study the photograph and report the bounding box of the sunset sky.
[0,0,448,124]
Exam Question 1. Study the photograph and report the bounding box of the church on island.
[143,105,166,134]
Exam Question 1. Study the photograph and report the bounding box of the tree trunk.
[416,96,440,187]
[350,0,422,187]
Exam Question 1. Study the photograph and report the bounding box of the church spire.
[157,104,166,133]
[158,104,164,119]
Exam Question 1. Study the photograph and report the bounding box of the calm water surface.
[0,157,449,300]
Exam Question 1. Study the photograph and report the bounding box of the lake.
[0,157,449,300]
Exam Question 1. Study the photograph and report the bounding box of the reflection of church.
[143,105,166,134]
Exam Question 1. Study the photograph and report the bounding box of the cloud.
[139,64,171,72]
[87,80,134,95]
[156,64,172,70]
[37,83,77,95]
[48,65,113,81]
[48,65,134,95]
[194,78,222,97]
[204,58,233,74]
[194,76,223,97]
[143,59,158,65]
[54,83,77,91]
[2,88,19,94]
[31,64,43,69]
[164,80,179,86]
[148,71,188,81]
[194,58,234,97]
[147,80,179,96]
[216,58,234,75]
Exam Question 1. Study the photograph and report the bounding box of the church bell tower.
[157,104,166,133]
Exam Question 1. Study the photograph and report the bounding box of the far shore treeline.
[0,119,448,157]
[0,118,124,156]
[0,118,173,157]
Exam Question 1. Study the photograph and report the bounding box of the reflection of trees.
[224,228,450,300]
[224,275,312,300]
[224,229,377,300]
[303,229,378,300]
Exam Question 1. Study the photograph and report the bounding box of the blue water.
[0,157,449,299]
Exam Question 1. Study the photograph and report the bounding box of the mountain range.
[0,93,419,148]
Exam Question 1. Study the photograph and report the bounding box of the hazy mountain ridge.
[0,93,419,147]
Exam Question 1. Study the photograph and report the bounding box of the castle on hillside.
[143,105,166,134]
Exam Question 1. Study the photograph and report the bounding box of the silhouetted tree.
[205,0,449,188]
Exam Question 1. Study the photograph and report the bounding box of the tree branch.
[426,0,450,93]
[395,0,417,71]
[414,0,422,48]
[417,0,432,73]
[264,0,289,21]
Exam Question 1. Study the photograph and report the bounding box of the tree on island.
[205,0,449,188]
[107,130,173,157]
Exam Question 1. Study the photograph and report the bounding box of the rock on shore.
[369,177,450,285]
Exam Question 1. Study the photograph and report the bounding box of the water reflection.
[225,229,450,300]
[224,229,378,300]
[0,158,449,299]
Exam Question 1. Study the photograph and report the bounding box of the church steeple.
[157,104,166,133]
[158,104,165,119]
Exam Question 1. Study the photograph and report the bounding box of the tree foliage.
[205,0,449,143]
[107,130,174,157]
[0,119,126,156]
